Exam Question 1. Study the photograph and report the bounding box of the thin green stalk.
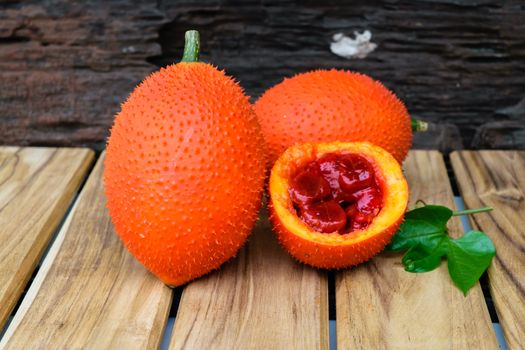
[181,30,200,63]
[452,207,493,216]
[411,119,429,132]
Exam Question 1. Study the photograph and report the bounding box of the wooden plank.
[169,210,329,350]
[336,151,498,349]
[451,150,525,349]
[0,146,94,329]
[0,153,173,349]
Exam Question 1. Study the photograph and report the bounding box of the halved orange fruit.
[269,141,409,268]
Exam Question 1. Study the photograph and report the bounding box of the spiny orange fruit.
[104,31,266,286]
[254,69,412,164]
[269,141,408,268]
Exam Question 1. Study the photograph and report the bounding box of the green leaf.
[405,205,453,223]
[387,204,496,295]
[402,238,449,273]
[388,205,453,252]
[447,231,496,295]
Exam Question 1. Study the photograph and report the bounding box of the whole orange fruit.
[254,70,412,164]
[269,141,408,268]
[104,31,266,286]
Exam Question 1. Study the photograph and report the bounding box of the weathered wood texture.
[451,151,525,350]
[0,153,173,349]
[0,0,165,149]
[336,151,497,349]
[0,147,93,330]
[169,209,329,350]
[1,1,524,150]
[156,0,525,150]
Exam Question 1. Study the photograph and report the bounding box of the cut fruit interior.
[289,152,383,234]
[269,141,409,268]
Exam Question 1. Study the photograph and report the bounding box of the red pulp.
[289,153,383,234]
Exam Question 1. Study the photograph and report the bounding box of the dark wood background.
[1,0,524,152]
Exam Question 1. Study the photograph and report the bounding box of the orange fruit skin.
[104,62,266,286]
[269,142,408,269]
[254,69,412,164]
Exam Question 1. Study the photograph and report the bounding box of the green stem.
[181,30,200,63]
[411,119,429,132]
[452,207,493,216]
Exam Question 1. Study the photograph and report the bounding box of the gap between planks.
[0,152,173,350]
[336,150,498,349]
[1,149,511,349]
[168,206,329,350]
[451,150,525,350]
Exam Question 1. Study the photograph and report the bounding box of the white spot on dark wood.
[330,31,377,59]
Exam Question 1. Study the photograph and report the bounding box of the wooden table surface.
[0,147,523,349]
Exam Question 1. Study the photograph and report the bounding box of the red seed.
[299,200,347,233]
[318,154,344,189]
[338,155,374,192]
[289,167,331,204]
[353,187,382,215]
